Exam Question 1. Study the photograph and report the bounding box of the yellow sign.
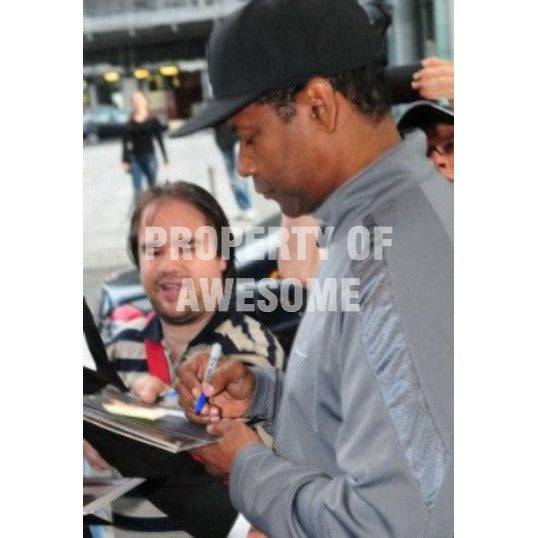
[159,65,179,77]
[103,71,120,83]
[133,68,150,80]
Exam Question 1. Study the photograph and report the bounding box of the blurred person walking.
[213,122,256,220]
[122,91,169,198]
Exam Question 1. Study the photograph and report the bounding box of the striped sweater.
[104,306,285,535]
[106,308,285,388]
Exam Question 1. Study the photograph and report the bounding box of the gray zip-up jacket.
[230,131,453,537]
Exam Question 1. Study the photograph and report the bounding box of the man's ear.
[300,78,338,133]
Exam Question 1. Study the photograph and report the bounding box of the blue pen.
[194,343,222,415]
[159,387,179,407]
[161,388,178,399]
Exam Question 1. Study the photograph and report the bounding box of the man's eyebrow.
[140,241,161,249]
[171,236,197,246]
[229,123,254,135]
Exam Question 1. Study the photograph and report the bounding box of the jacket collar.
[314,130,435,231]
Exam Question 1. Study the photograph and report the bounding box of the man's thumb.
[207,419,233,437]
[206,361,245,396]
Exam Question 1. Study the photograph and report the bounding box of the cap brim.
[169,90,263,137]
[397,100,454,132]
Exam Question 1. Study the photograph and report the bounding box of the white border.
[3,0,538,534]
[456,0,538,535]
[0,0,81,534]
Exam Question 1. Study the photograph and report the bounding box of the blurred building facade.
[83,0,453,122]
[385,0,453,65]
[83,0,249,119]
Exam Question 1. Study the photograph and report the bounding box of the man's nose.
[430,150,448,172]
[237,143,256,177]
[430,151,454,181]
[159,245,186,271]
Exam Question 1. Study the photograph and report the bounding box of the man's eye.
[144,246,162,257]
[427,141,454,157]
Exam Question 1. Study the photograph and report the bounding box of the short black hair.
[257,63,390,122]
[128,181,236,281]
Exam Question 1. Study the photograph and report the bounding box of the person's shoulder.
[106,315,152,347]
[105,316,153,371]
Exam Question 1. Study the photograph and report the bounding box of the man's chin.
[277,197,306,218]
[150,299,206,326]
[280,199,317,218]
[281,207,307,218]
[158,309,206,326]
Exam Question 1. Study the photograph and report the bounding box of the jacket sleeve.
[246,366,285,422]
[229,317,435,537]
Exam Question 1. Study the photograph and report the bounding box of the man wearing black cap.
[176,1,453,536]
[398,101,455,182]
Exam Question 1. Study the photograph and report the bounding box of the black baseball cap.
[171,0,386,137]
[397,101,454,133]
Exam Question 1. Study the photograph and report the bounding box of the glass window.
[87,107,113,124]
[111,109,129,123]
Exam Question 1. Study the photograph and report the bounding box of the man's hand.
[83,440,111,471]
[131,374,168,404]
[247,528,268,538]
[191,420,262,483]
[176,353,256,425]
[412,57,454,105]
